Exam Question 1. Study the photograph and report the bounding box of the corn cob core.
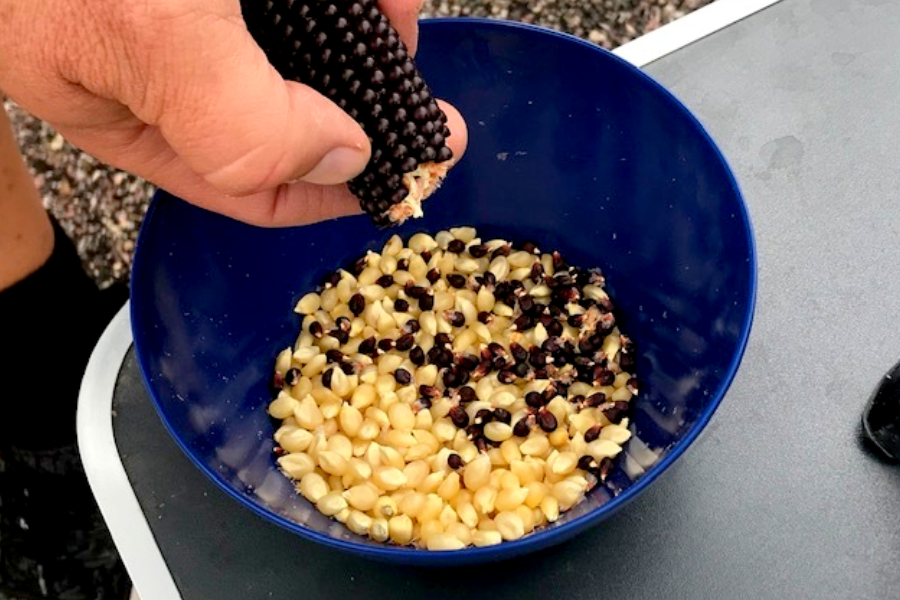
[240,0,454,226]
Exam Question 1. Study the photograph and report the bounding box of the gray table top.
[112,0,900,597]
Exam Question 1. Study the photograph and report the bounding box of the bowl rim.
[131,17,758,563]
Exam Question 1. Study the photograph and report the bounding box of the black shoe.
[0,216,130,599]
[862,359,900,461]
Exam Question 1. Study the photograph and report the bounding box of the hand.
[0,0,467,226]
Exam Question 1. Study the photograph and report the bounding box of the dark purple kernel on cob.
[240,0,454,226]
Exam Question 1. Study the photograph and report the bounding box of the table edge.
[613,0,784,67]
[76,303,182,600]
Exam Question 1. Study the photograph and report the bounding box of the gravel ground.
[5,0,711,289]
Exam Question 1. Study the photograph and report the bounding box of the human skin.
[0,0,468,235]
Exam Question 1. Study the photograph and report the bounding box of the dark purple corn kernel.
[324,271,342,288]
[427,268,441,283]
[447,239,466,254]
[325,349,344,363]
[309,321,324,338]
[331,329,350,344]
[601,402,629,425]
[475,437,489,453]
[517,295,534,314]
[442,368,459,387]
[447,274,467,289]
[577,455,597,471]
[537,410,558,433]
[394,368,412,385]
[585,392,606,407]
[570,394,586,406]
[419,384,441,398]
[458,385,477,403]
[414,397,432,411]
[284,368,301,387]
[626,377,640,395]
[376,274,394,288]
[340,362,355,375]
[619,353,636,370]
[491,244,511,259]
[358,336,377,356]
[598,457,615,482]
[349,293,366,315]
[395,333,415,351]
[513,314,534,331]
[336,316,352,332]
[409,346,425,365]
[419,249,433,263]
[541,337,562,354]
[401,319,420,334]
[528,348,547,368]
[551,251,567,270]
[498,370,517,384]
[322,368,335,388]
[525,391,545,409]
[546,320,563,338]
[406,284,426,298]
[458,354,480,372]
[447,453,464,469]
[449,406,469,428]
[396,258,409,271]
[595,368,615,386]
[509,342,528,364]
[378,338,395,352]
[474,409,494,425]
[584,424,602,443]
[468,244,488,258]
[513,419,531,437]
[530,262,544,282]
[419,293,435,310]
[394,298,410,313]
[513,362,530,378]
[445,310,465,327]
[567,314,584,328]
[466,423,484,438]
[493,408,512,424]
[477,311,493,324]
[482,272,496,288]
[435,333,452,347]
[272,370,286,390]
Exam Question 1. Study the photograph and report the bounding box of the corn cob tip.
[385,161,449,225]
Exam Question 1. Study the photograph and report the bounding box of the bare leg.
[0,104,54,291]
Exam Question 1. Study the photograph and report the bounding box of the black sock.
[0,217,130,599]
[0,218,127,449]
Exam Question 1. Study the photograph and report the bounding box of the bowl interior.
[131,19,755,565]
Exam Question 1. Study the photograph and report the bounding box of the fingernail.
[300,147,369,185]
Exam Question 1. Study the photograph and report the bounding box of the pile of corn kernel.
[268,227,638,550]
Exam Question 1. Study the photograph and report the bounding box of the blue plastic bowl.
[131,19,755,566]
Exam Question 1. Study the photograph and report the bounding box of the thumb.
[142,15,371,195]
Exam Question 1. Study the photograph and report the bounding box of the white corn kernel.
[278,428,314,453]
[268,391,300,420]
[389,514,414,545]
[519,435,550,457]
[586,439,623,461]
[369,518,390,542]
[426,533,465,551]
[484,422,514,442]
[494,511,526,541]
[373,467,407,491]
[277,453,316,479]
[346,510,373,535]
[293,396,324,430]
[318,451,348,476]
[437,472,461,501]
[388,402,415,431]
[473,486,497,515]
[298,473,329,503]
[295,293,322,314]
[495,487,530,512]
[316,491,348,516]
[472,530,503,547]
[463,454,492,490]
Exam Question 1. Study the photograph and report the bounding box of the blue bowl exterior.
[131,19,756,566]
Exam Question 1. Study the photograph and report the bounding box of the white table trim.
[613,0,784,66]
[74,7,773,597]
[77,303,182,600]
